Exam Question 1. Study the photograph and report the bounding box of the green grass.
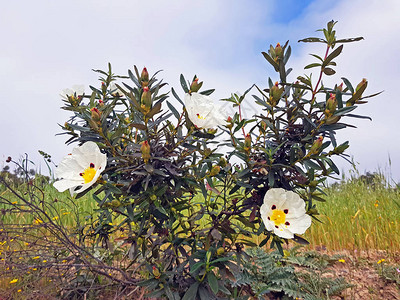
[304,175,400,252]
[1,172,400,253]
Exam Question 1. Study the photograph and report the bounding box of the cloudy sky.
[1,0,399,182]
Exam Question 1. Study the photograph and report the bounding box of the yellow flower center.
[80,164,96,184]
[196,113,206,120]
[270,209,286,226]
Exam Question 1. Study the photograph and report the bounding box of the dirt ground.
[313,247,400,300]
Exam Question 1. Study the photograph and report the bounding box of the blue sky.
[1,0,399,182]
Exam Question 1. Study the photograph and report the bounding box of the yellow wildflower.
[9,278,18,284]
[377,259,385,264]
[338,259,345,263]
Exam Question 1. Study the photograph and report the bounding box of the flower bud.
[308,136,323,156]
[140,140,151,164]
[218,157,227,168]
[244,134,251,152]
[91,107,101,123]
[98,99,104,107]
[141,86,152,111]
[141,67,149,83]
[275,43,283,59]
[336,83,343,92]
[216,247,225,256]
[190,77,203,93]
[152,266,161,279]
[356,78,367,92]
[101,82,107,94]
[270,82,283,106]
[209,165,221,177]
[324,93,337,117]
[226,116,234,130]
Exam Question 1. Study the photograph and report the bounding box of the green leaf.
[171,87,184,106]
[207,272,219,295]
[166,101,180,120]
[182,282,199,300]
[259,235,270,247]
[333,106,356,116]
[335,37,364,44]
[200,89,215,96]
[261,51,279,71]
[341,77,354,94]
[298,37,326,43]
[190,261,205,274]
[293,235,310,245]
[304,63,321,70]
[322,45,343,68]
[323,67,336,75]
[180,74,189,93]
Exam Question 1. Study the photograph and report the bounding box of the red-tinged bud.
[141,86,152,111]
[270,82,283,106]
[356,78,367,92]
[325,93,337,116]
[308,136,323,156]
[6,156,11,163]
[140,140,151,164]
[209,165,221,177]
[337,83,343,92]
[101,82,107,94]
[152,266,160,279]
[91,107,101,122]
[275,43,283,59]
[190,77,203,93]
[226,116,233,130]
[244,134,251,151]
[98,99,104,107]
[141,67,149,83]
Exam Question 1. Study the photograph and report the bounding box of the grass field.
[1,171,399,253]
[1,170,400,298]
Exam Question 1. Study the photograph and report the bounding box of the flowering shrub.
[53,21,376,298]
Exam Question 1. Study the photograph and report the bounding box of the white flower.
[184,92,226,129]
[260,188,311,239]
[60,85,85,101]
[53,141,107,195]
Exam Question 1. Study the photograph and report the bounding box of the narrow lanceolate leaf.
[304,63,321,70]
[341,77,354,94]
[261,51,279,71]
[207,272,219,294]
[180,74,189,93]
[298,37,326,43]
[171,87,184,106]
[322,45,343,67]
[166,101,180,119]
[182,282,199,300]
[335,37,364,43]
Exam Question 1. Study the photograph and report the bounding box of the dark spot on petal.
[267,216,270,220]
[79,173,84,176]
[275,225,279,228]
[90,163,95,168]
[285,222,290,226]
[284,209,289,214]
[271,205,276,210]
